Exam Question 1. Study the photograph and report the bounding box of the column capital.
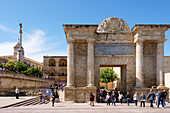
[156,39,167,43]
[134,38,144,43]
[87,38,95,43]
[67,38,75,43]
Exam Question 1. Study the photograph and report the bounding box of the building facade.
[63,17,170,102]
[43,56,67,83]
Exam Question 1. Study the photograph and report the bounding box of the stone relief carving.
[97,17,130,33]
[74,43,87,55]
[143,42,157,55]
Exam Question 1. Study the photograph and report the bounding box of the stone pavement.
[0,99,170,113]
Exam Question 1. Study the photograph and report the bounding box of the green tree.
[100,67,118,89]
[26,66,42,78]
[5,61,16,71]
[15,61,27,73]
[0,63,5,69]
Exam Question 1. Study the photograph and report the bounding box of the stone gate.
[63,17,170,102]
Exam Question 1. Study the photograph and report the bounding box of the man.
[147,89,155,107]
[15,87,19,99]
[125,92,131,106]
[162,89,167,107]
[157,91,164,108]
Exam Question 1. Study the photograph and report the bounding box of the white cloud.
[0,24,16,33]
[0,29,67,62]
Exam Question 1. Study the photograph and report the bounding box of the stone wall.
[0,70,54,95]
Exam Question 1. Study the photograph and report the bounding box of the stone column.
[157,42,164,86]
[135,38,144,87]
[87,39,95,87]
[66,39,75,87]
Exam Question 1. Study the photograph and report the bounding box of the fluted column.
[157,42,165,86]
[66,39,75,87]
[87,39,95,87]
[135,38,144,87]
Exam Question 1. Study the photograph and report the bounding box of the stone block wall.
[0,70,54,95]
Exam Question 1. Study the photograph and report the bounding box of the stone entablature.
[63,17,170,102]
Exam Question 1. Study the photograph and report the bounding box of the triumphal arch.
[63,17,170,102]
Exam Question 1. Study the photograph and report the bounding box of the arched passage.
[49,68,55,76]
[59,68,67,76]
[49,59,56,66]
[59,59,67,66]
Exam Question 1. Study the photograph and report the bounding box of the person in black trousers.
[157,91,164,108]
[139,92,145,107]
[147,89,155,107]
[51,92,55,107]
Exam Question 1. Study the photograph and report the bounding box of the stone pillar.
[87,39,95,87]
[157,42,164,86]
[135,39,144,87]
[66,39,75,87]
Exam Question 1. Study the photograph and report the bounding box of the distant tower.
[17,23,24,62]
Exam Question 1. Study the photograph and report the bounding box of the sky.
[0,0,170,62]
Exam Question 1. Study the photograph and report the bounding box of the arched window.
[59,59,67,66]
[49,68,55,76]
[49,59,56,66]
[59,68,67,76]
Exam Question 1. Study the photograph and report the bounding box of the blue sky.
[0,0,170,62]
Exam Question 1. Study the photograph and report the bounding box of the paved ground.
[0,90,169,113]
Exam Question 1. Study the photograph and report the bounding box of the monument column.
[156,40,166,86]
[66,39,75,87]
[87,39,95,87]
[135,38,144,87]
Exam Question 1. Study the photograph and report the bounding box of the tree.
[26,66,42,78]
[15,61,27,73]
[5,61,16,71]
[0,63,5,69]
[100,67,118,89]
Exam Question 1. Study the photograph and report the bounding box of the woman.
[133,92,138,107]
[89,92,95,106]
[139,92,145,107]
[111,92,116,106]
[119,93,124,104]
[51,92,55,107]
[106,93,111,106]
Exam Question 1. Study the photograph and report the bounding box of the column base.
[87,84,96,88]
[157,85,167,89]
[65,84,75,88]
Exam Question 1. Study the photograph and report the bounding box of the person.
[119,93,124,104]
[157,91,164,108]
[133,92,138,107]
[55,90,59,99]
[111,92,116,106]
[50,92,55,107]
[40,90,45,103]
[15,87,19,99]
[155,91,160,106]
[89,92,95,106]
[162,89,167,107]
[114,88,119,102]
[139,92,145,107]
[147,89,155,107]
[106,93,111,106]
[125,92,131,106]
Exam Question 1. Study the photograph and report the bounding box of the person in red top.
[89,92,95,106]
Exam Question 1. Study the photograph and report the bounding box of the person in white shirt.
[133,92,138,106]
[15,88,19,99]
